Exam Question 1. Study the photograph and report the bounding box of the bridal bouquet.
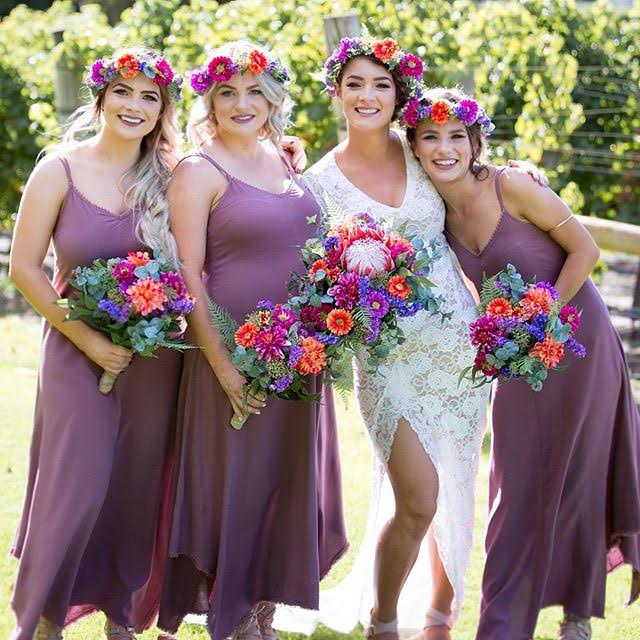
[209,298,328,429]
[461,264,586,391]
[286,203,446,381]
[59,251,195,393]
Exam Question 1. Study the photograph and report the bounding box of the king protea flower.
[342,239,393,277]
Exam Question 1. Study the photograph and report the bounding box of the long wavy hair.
[51,47,182,264]
[187,41,293,148]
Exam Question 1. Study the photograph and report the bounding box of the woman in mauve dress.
[9,49,184,640]
[406,86,640,640]
[156,41,347,640]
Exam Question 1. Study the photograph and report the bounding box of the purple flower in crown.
[455,99,479,126]
[208,56,238,83]
[398,54,423,78]
[337,38,355,63]
[90,59,107,85]
[154,58,174,86]
[190,66,211,94]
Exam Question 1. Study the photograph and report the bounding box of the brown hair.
[407,87,490,180]
[336,54,410,121]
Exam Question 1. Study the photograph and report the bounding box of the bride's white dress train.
[275,133,489,634]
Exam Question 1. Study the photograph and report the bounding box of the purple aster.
[365,290,390,318]
[288,344,303,366]
[317,334,340,345]
[257,299,276,310]
[566,337,587,358]
[254,326,288,362]
[190,66,211,94]
[454,99,479,126]
[171,297,195,315]
[270,375,294,393]
[98,299,121,321]
[328,272,361,310]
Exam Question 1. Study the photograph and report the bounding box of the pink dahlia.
[273,304,297,329]
[328,272,361,310]
[254,325,288,362]
[469,316,500,350]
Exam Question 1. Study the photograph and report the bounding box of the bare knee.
[395,492,437,539]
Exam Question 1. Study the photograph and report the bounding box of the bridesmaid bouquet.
[209,298,328,429]
[59,251,195,394]
[286,203,446,381]
[461,264,586,391]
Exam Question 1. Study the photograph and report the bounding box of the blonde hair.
[52,47,182,264]
[187,41,293,148]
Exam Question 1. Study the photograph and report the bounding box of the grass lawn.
[0,314,637,640]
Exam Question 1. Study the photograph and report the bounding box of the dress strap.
[493,167,508,214]
[175,152,231,179]
[57,156,73,186]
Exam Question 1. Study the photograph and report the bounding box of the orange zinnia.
[295,337,327,375]
[126,278,167,316]
[519,287,553,320]
[248,50,268,74]
[127,251,151,267]
[373,38,400,63]
[430,101,451,125]
[115,53,140,79]
[309,259,329,281]
[326,309,354,336]
[387,275,411,300]
[235,322,260,348]
[529,334,565,369]
[485,297,513,318]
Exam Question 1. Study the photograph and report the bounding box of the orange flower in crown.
[248,49,269,74]
[373,38,400,63]
[430,101,451,125]
[115,53,140,79]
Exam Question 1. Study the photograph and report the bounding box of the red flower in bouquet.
[126,278,167,316]
[295,337,327,375]
[529,334,565,369]
[387,275,411,300]
[474,352,499,377]
[326,309,354,336]
[300,303,333,331]
[235,322,260,348]
[485,297,513,318]
[469,316,500,350]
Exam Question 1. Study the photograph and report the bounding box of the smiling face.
[101,72,164,141]
[336,56,398,131]
[411,119,477,185]
[210,71,270,139]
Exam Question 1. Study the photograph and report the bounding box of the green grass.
[1,315,638,640]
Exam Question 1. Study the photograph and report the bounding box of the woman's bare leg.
[423,527,454,639]
[371,418,439,628]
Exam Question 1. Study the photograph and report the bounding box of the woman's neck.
[216,131,265,160]
[93,128,142,171]
[341,124,396,163]
[432,170,485,218]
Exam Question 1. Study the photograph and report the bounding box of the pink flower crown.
[323,35,425,107]
[87,51,183,101]
[400,95,495,136]
[190,48,290,95]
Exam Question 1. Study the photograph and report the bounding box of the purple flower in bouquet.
[318,334,340,345]
[98,299,122,322]
[272,304,297,329]
[257,299,275,310]
[559,305,581,332]
[324,236,340,251]
[365,290,390,318]
[365,316,382,343]
[161,271,188,296]
[328,272,361,310]
[112,260,136,284]
[254,326,288,362]
[171,297,195,315]
[469,316,501,350]
[288,344,303,366]
[269,375,294,393]
[524,312,548,341]
[566,336,587,358]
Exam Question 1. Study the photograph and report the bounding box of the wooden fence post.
[323,13,360,143]
[52,26,83,125]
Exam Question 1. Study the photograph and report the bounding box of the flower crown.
[190,48,290,95]
[323,35,425,104]
[400,95,495,136]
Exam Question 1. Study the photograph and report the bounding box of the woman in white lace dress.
[275,36,489,640]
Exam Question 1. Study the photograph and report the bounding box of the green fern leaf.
[207,296,239,350]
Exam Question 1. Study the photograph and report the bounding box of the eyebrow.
[345,74,392,82]
[217,83,260,90]
[112,82,160,97]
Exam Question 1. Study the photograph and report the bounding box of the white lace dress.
[275,133,489,635]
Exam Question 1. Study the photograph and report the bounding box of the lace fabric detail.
[288,132,489,631]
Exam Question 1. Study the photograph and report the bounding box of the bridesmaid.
[9,49,184,640]
[156,41,348,640]
[406,86,640,640]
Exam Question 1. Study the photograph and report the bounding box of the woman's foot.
[558,613,592,640]
[230,611,261,640]
[104,620,136,639]
[255,602,279,640]
[422,607,452,640]
[33,617,62,640]
[364,612,398,640]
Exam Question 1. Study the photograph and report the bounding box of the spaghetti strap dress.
[445,168,640,640]
[156,152,348,640]
[11,157,182,639]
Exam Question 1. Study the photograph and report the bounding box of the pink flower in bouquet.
[127,251,151,267]
[559,305,580,331]
[126,278,167,316]
[342,237,394,277]
[529,334,565,369]
[385,232,416,260]
[295,337,326,375]
[469,316,500,350]
[254,325,288,361]
[519,286,553,320]
[328,272,361,310]
[112,260,136,284]
[273,304,297,329]
[485,297,514,318]
[160,271,188,297]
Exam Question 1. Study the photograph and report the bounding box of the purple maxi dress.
[10,157,182,639]
[157,153,348,640]
[445,169,640,640]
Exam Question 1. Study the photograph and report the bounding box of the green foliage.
[207,296,239,349]
[0,0,638,228]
